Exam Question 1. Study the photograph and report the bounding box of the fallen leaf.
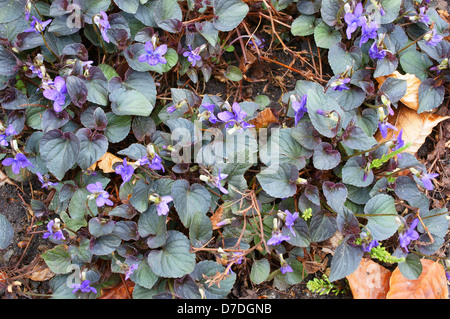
[0,169,15,186]
[88,152,123,173]
[387,259,448,299]
[375,71,421,111]
[250,108,279,128]
[98,280,134,299]
[375,104,450,154]
[210,205,224,230]
[24,257,55,282]
[346,258,391,299]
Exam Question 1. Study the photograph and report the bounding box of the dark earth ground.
[0,29,449,299]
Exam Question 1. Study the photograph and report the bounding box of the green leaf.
[191,260,236,298]
[378,0,402,24]
[0,214,14,249]
[379,77,407,104]
[84,67,109,106]
[340,125,377,150]
[320,0,340,26]
[314,21,341,49]
[313,142,341,170]
[147,230,196,278]
[328,239,363,282]
[250,259,270,284]
[363,194,399,241]
[374,52,398,77]
[342,156,373,187]
[322,181,347,214]
[171,179,211,228]
[189,212,213,248]
[154,0,182,32]
[283,217,310,247]
[0,46,19,76]
[104,113,131,143]
[91,234,122,256]
[130,259,159,290]
[41,245,72,274]
[114,0,140,13]
[138,205,167,248]
[213,0,249,32]
[417,79,445,113]
[224,65,243,82]
[398,253,423,280]
[39,129,80,181]
[76,129,108,170]
[291,14,316,36]
[328,43,362,75]
[256,163,298,198]
[400,50,433,81]
[284,257,307,285]
[309,210,338,242]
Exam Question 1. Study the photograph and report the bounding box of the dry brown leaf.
[0,169,15,186]
[98,281,134,299]
[88,152,123,173]
[24,256,55,282]
[375,104,450,154]
[210,205,224,230]
[346,258,391,299]
[375,71,421,111]
[387,259,448,299]
[250,108,279,128]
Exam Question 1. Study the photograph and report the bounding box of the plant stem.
[396,32,427,56]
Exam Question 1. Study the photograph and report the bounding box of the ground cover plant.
[0,0,449,299]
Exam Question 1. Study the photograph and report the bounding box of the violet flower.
[87,182,113,207]
[214,168,228,194]
[198,103,218,124]
[420,172,439,190]
[71,280,97,294]
[344,3,366,39]
[267,231,290,246]
[115,158,134,187]
[2,153,34,174]
[362,239,379,252]
[125,264,138,280]
[369,42,387,60]
[5,125,17,136]
[183,45,202,67]
[398,218,419,252]
[0,135,7,147]
[150,195,173,216]
[410,7,430,24]
[359,21,378,47]
[291,95,307,126]
[217,102,254,133]
[424,29,443,46]
[94,11,110,43]
[284,210,299,237]
[330,77,351,92]
[280,260,293,274]
[42,76,67,113]
[36,172,58,189]
[138,42,168,66]
[24,16,52,33]
[378,120,397,139]
[391,129,405,152]
[43,219,65,241]
[136,154,165,172]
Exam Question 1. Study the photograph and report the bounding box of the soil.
[0,23,449,300]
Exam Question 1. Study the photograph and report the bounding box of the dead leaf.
[24,257,55,282]
[98,281,134,299]
[387,259,448,299]
[346,258,391,299]
[210,205,224,230]
[0,169,15,186]
[375,71,421,111]
[250,108,279,128]
[88,152,123,173]
[375,104,450,154]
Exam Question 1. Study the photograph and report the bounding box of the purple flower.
[183,45,202,67]
[284,210,299,237]
[330,77,351,92]
[392,129,405,152]
[0,135,7,147]
[24,16,52,33]
[36,172,58,189]
[410,7,430,24]
[362,239,379,252]
[199,103,218,124]
[424,29,443,46]
[217,102,254,132]
[420,172,439,190]
[94,11,110,43]
[267,231,290,246]
[399,218,419,252]
[359,21,378,47]
[43,76,67,113]
[5,125,17,136]
[71,280,97,294]
[2,153,34,174]
[115,158,134,187]
[280,261,293,274]
[125,264,138,280]
[87,182,113,207]
[344,3,366,39]
[292,95,307,126]
[154,195,173,216]
[378,121,397,139]
[249,36,266,49]
[138,42,168,66]
[214,168,228,194]
[136,154,165,172]
[43,219,65,241]
[369,42,387,60]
